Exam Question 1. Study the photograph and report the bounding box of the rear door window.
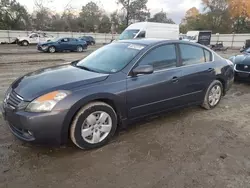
[179,44,205,66]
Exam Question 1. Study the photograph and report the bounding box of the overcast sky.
[17,0,201,23]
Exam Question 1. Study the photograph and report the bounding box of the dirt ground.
[0,45,250,188]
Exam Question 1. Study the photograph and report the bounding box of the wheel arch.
[48,45,56,52]
[215,76,226,95]
[60,93,126,144]
[21,40,29,45]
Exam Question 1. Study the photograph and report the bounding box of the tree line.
[0,0,175,33]
[1,0,250,34]
[181,0,250,34]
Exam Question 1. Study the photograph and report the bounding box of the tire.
[48,46,56,53]
[70,102,118,150]
[202,80,223,110]
[22,40,29,46]
[76,46,83,52]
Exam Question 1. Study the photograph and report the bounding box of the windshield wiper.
[75,64,100,73]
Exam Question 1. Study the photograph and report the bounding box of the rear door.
[69,38,78,50]
[177,43,216,103]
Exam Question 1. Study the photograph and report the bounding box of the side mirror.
[132,65,154,76]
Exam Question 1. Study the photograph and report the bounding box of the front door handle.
[207,68,214,73]
[172,76,178,83]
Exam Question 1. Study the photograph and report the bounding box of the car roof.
[117,38,209,47]
[117,38,169,45]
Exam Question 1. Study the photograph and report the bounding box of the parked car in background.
[240,47,250,54]
[229,53,250,81]
[37,37,88,53]
[17,32,54,46]
[1,39,234,150]
[79,36,96,45]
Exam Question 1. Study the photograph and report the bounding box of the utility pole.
[126,0,130,26]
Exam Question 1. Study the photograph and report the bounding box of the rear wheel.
[77,46,83,52]
[70,102,118,150]
[48,46,56,53]
[202,80,223,110]
[22,40,29,46]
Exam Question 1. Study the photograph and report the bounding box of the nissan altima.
[1,39,234,149]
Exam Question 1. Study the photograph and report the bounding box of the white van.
[118,22,179,40]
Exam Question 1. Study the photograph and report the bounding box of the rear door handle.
[172,76,178,83]
[207,68,214,73]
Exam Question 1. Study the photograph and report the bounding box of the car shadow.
[14,106,199,158]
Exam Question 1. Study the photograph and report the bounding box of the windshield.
[119,29,140,40]
[76,43,145,73]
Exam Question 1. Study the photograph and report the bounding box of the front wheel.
[70,102,118,150]
[202,80,223,110]
[48,46,56,53]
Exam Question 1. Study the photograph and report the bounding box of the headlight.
[26,90,71,113]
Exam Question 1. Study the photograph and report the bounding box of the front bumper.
[37,45,48,52]
[1,104,68,145]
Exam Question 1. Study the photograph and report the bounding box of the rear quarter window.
[204,49,212,62]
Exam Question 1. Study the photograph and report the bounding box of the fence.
[210,33,250,49]
[0,30,120,44]
[1,30,250,48]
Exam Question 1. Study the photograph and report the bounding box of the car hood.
[11,64,109,101]
[233,54,250,65]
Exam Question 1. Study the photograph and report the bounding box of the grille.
[6,90,23,109]
[236,64,250,72]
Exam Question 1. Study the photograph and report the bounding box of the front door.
[29,34,39,44]
[126,44,184,119]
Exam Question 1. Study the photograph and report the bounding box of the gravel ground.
[1,45,250,188]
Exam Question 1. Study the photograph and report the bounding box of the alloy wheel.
[77,46,83,52]
[208,85,222,107]
[81,111,112,144]
[49,47,55,53]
